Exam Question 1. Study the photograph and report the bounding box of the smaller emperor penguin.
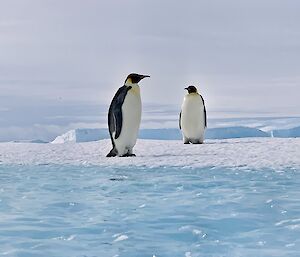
[107,73,150,157]
[179,85,207,144]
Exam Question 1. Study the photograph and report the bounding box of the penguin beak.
[141,75,150,79]
[184,87,188,90]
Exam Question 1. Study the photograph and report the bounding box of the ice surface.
[1,138,300,170]
[0,164,299,257]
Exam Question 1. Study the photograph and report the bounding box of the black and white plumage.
[179,85,207,144]
[107,73,150,157]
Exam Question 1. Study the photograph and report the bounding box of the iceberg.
[205,126,269,139]
[272,126,300,138]
[51,126,270,143]
[51,129,108,143]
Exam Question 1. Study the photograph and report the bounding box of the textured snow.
[1,138,300,169]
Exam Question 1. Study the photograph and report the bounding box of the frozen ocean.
[0,139,300,257]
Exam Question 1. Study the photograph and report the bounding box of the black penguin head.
[125,73,150,84]
[184,85,198,94]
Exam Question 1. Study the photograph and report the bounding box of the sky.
[0,0,300,141]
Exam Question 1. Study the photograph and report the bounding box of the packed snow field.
[1,138,300,169]
[0,139,300,256]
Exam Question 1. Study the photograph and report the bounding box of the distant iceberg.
[140,127,269,140]
[205,126,269,139]
[52,126,272,143]
[52,129,109,143]
[272,126,300,138]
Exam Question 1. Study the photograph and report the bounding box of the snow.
[1,138,300,169]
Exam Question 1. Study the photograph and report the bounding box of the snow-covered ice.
[1,138,300,169]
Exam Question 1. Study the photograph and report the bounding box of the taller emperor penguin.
[107,73,150,157]
[179,85,207,144]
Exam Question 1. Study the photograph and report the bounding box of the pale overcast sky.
[0,0,300,141]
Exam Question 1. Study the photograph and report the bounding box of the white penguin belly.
[181,95,205,140]
[115,87,141,155]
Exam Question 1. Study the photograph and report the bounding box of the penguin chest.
[118,88,141,146]
[181,95,205,138]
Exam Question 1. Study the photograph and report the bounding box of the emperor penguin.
[179,85,207,144]
[106,73,150,157]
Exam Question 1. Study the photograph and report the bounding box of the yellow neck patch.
[130,84,140,95]
[125,77,133,85]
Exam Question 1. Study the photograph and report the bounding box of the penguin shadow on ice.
[179,85,207,144]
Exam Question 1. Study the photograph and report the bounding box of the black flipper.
[179,111,182,129]
[108,85,132,144]
[200,95,207,128]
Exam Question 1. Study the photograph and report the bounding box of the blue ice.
[0,165,299,257]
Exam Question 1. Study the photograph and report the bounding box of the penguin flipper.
[179,111,182,129]
[200,95,207,128]
[108,85,132,141]
[204,104,207,128]
[113,108,123,139]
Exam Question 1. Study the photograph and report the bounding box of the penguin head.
[185,86,198,94]
[125,73,150,85]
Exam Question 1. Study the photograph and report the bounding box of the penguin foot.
[106,148,118,157]
[121,153,136,157]
[192,140,204,144]
[184,142,190,144]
